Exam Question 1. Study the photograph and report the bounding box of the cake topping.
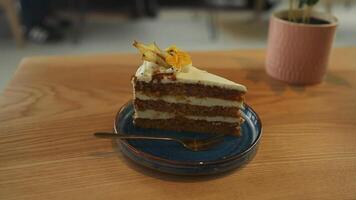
[133,41,247,93]
[133,41,192,72]
[165,45,192,71]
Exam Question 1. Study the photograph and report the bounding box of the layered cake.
[132,41,247,135]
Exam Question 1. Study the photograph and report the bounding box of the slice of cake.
[131,41,247,135]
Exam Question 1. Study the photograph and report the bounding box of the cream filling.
[134,92,243,108]
[134,109,242,123]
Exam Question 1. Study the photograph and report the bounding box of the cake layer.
[135,92,243,108]
[134,109,243,124]
[134,99,240,117]
[134,118,241,136]
[133,78,245,101]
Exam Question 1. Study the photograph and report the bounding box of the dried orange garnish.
[133,40,169,67]
[165,45,192,71]
[133,41,192,71]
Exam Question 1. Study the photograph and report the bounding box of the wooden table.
[1,48,356,200]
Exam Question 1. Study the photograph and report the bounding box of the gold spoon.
[94,132,225,151]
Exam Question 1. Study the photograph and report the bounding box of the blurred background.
[0,0,355,91]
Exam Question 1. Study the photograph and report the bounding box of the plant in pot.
[266,0,338,85]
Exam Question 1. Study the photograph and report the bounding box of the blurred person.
[20,0,63,43]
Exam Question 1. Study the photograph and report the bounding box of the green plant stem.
[292,0,296,22]
[302,5,306,23]
[289,0,293,21]
[307,6,312,24]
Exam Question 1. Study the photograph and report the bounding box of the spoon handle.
[94,132,176,142]
[94,132,125,138]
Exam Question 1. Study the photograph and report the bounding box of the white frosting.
[135,61,247,92]
[135,92,243,108]
[135,109,242,123]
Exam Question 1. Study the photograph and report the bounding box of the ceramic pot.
[266,10,338,85]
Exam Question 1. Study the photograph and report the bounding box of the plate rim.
[114,100,262,167]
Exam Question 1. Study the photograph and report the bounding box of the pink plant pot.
[266,10,338,85]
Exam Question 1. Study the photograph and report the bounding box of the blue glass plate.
[114,101,262,175]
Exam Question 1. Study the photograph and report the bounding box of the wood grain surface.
[1,48,356,200]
